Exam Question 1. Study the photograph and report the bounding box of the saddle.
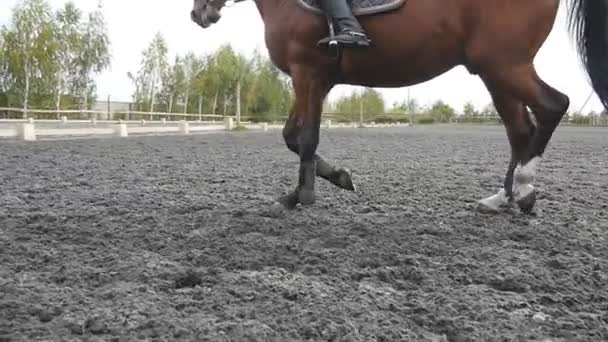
[297,0,406,17]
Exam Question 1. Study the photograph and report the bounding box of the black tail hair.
[566,0,608,110]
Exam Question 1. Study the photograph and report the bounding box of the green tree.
[73,1,111,111]
[159,55,185,113]
[426,100,455,123]
[207,45,251,117]
[181,52,204,113]
[390,98,419,114]
[191,45,252,118]
[334,87,385,122]
[462,101,478,117]
[53,1,82,113]
[245,52,292,122]
[1,0,57,116]
[130,31,168,114]
[480,102,498,117]
[0,31,10,97]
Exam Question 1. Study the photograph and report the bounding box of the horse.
[191,0,608,213]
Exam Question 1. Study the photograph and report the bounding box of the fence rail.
[0,116,275,141]
[1,106,606,142]
[0,107,233,121]
[0,116,378,141]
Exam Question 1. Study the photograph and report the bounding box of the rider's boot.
[317,0,370,47]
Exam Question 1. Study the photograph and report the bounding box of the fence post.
[262,122,268,132]
[114,123,128,137]
[179,120,190,135]
[17,123,36,141]
[224,117,234,130]
[61,116,68,124]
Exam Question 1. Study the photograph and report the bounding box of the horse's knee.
[283,123,299,154]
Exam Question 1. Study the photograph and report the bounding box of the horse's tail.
[566,0,608,110]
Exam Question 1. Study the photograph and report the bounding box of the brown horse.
[191,0,608,213]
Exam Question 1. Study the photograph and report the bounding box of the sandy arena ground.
[1,125,607,341]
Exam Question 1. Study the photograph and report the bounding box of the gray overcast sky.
[1,0,605,113]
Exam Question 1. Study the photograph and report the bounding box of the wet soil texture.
[1,125,607,341]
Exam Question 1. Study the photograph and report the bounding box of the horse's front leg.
[283,108,355,192]
[277,66,332,209]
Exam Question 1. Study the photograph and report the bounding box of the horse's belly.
[336,1,467,87]
[338,46,464,88]
[340,57,462,88]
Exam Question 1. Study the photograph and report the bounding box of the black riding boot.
[317,0,370,47]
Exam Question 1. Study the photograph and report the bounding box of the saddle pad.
[297,0,406,16]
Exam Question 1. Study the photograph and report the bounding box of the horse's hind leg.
[478,85,535,212]
[480,64,569,213]
[282,108,355,192]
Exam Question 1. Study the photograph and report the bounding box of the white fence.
[0,106,232,121]
[0,107,418,141]
[0,117,273,141]
[0,116,411,141]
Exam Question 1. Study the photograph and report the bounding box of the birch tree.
[73,1,110,111]
[130,32,168,116]
[53,2,81,114]
[159,55,185,113]
[1,0,56,117]
[182,52,203,114]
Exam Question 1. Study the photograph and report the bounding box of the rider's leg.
[317,0,370,47]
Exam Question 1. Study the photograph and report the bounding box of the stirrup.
[317,19,370,52]
[317,33,370,48]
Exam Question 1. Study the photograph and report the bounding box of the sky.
[0,0,605,113]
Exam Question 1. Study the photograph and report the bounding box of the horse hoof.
[476,200,501,214]
[477,190,508,213]
[277,191,299,210]
[517,189,536,214]
[336,168,356,191]
[298,189,316,205]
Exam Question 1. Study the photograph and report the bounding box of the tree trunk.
[149,80,155,120]
[23,62,30,119]
[169,94,173,113]
[184,88,190,114]
[56,75,62,120]
[198,95,202,116]
[236,80,241,124]
[212,91,218,115]
[79,87,88,120]
[223,93,228,116]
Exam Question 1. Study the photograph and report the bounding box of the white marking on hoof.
[512,157,539,203]
[514,183,535,202]
[514,157,540,185]
[478,189,509,212]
